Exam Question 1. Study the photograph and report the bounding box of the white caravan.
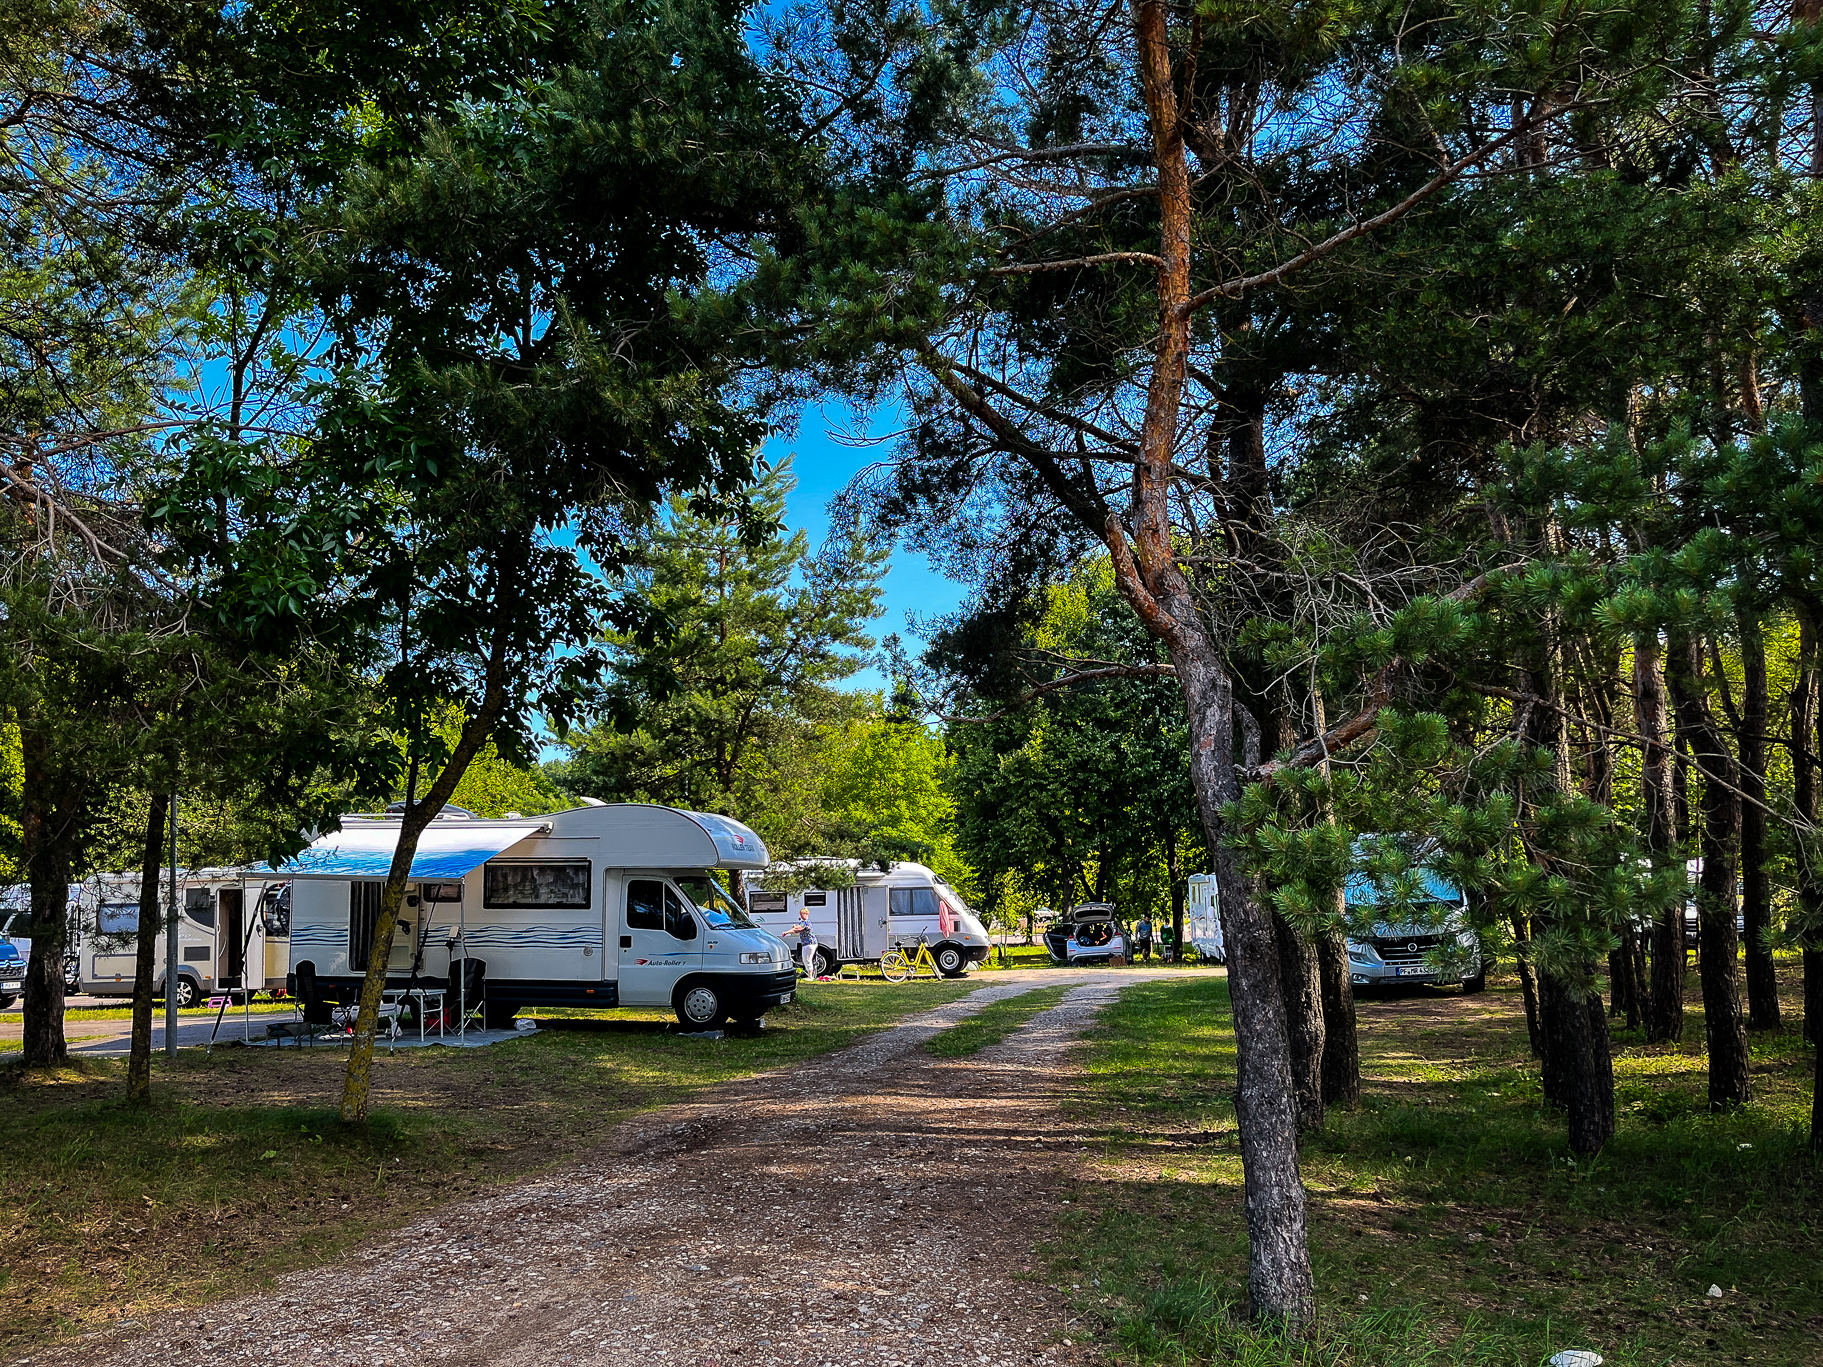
[279,803,796,1029]
[1186,874,1225,963]
[745,861,991,978]
[2,872,291,1007]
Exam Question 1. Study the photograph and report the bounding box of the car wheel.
[935,944,967,978]
[171,975,201,1009]
[0,994,14,1010]
[63,957,81,994]
[675,980,727,1030]
[1461,967,1487,995]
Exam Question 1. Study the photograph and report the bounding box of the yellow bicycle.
[880,933,942,983]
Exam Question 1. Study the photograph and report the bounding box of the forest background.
[7,0,1823,1338]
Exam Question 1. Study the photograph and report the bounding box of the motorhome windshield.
[675,874,756,928]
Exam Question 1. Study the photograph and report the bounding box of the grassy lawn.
[1059,967,1821,1366]
[0,977,978,1353]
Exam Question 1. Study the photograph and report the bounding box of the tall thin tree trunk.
[1799,613,1822,1049]
[1637,634,1683,1043]
[1316,929,1359,1107]
[1512,915,1542,1057]
[1539,969,1616,1153]
[19,723,70,1067]
[1273,911,1325,1131]
[125,794,170,1104]
[1738,610,1778,1029]
[1308,682,1358,1107]
[1669,632,1751,1108]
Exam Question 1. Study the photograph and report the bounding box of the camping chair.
[448,958,487,1034]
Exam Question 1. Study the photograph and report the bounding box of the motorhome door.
[617,876,700,1006]
[217,888,248,989]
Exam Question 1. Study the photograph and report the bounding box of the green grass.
[0,977,979,1352]
[1058,972,1822,1366]
[926,984,1072,1057]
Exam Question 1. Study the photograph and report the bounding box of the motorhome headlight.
[740,952,771,964]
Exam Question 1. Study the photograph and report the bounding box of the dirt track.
[61,976,1142,1367]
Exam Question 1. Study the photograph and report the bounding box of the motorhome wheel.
[675,980,728,1029]
[170,975,201,1010]
[63,956,80,994]
[809,946,833,979]
[934,944,967,978]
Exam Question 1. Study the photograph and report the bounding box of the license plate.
[782,992,794,1004]
[1396,965,1431,977]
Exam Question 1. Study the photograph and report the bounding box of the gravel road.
[59,975,1138,1367]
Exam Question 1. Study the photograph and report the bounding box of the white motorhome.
[2,872,290,1008]
[1186,874,1225,963]
[279,803,796,1029]
[745,861,990,978]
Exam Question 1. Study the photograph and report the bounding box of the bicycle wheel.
[881,951,911,983]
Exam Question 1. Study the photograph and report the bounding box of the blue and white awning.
[278,821,547,880]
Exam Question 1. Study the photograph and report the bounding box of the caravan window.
[890,887,937,918]
[663,886,697,941]
[184,888,216,928]
[483,863,590,909]
[96,903,142,936]
[626,879,664,930]
[349,882,383,969]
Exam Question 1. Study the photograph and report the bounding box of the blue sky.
[765,399,967,693]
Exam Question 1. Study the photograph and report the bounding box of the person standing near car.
[1136,913,1154,962]
[792,908,819,977]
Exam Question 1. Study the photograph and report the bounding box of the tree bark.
[1668,632,1751,1109]
[1511,915,1542,1057]
[1316,928,1359,1107]
[1637,634,1683,1043]
[125,794,170,1104]
[1539,968,1616,1154]
[1798,614,1823,1049]
[19,722,71,1067]
[1273,911,1326,1131]
[1738,610,1778,1029]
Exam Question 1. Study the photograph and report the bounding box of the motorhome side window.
[803,892,827,907]
[626,880,664,930]
[625,880,697,941]
[890,888,937,917]
[185,888,216,927]
[349,882,383,967]
[748,892,786,915]
[96,903,140,936]
[664,886,697,941]
[483,862,590,909]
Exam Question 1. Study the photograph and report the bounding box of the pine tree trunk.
[1317,927,1360,1107]
[1538,969,1616,1152]
[19,723,70,1068]
[125,795,171,1105]
[1738,611,1778,1029]
[1669,633,1751,1109]
[1511,915,1542,1057]
[1795,615,1821,1049]
[1273,911,1325,1131]
[1169,632,1311,1321]
[1637,634,1684,1043]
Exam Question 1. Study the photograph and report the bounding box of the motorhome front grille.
[1374,936,1445,965]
